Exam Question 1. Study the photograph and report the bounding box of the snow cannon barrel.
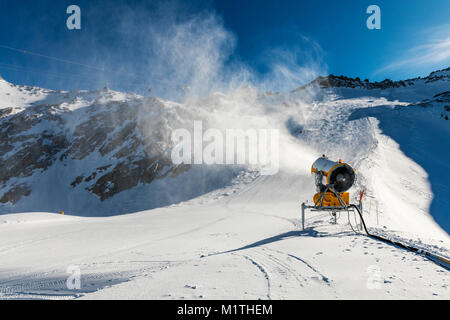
[311,156,355,193]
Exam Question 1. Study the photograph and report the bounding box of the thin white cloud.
[375,24,450,76]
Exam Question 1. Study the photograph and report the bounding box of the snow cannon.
[311,156,355,206]
[300,155,360,230]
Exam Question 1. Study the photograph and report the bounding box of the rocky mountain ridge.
[294,67,450,91]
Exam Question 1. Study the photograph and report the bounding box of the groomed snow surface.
[0,76,449,299]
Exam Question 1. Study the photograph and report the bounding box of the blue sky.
[0,0,449,97]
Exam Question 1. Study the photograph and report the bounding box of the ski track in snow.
[238,253,272,300]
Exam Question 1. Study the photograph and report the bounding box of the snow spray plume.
[49,2,326,176]
[114,4,328,175]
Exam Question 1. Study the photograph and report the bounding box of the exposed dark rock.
[0,107,13,119]
[0,132,69,184]
[295,67,449,91]
[304,74,407,90]
[0,184,31,204]
[71,175,84,187]
[87,157,178,201]
[433,91,450,98]
[97,165,112,171]
[0,95,185,203]
[85,172,97,182]
[99,122,136,156]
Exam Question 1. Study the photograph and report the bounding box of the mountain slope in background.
[0,68,448,299]
[0,81,243,215]
[0,68,448,218]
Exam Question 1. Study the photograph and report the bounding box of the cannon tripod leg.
[301,202,305,231]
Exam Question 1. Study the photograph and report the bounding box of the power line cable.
[0,44,185,91]
[0,44,105,71]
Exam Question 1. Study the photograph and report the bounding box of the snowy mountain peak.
[294,66,450,91]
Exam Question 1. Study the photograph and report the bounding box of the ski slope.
[0,74,449,299]
[0,170,448,300]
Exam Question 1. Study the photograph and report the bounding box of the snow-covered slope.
[0,68,448,299]
[0,80,243,215]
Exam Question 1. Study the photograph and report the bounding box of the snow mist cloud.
[94,2,325,175]
[116,3,326,175]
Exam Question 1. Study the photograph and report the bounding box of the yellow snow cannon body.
[313,191,349,207]
[311,156,356,207]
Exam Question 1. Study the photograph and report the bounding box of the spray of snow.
[120,8,327,175]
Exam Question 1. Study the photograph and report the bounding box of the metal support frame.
[301,203,360,230]
[300,184,363,231]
